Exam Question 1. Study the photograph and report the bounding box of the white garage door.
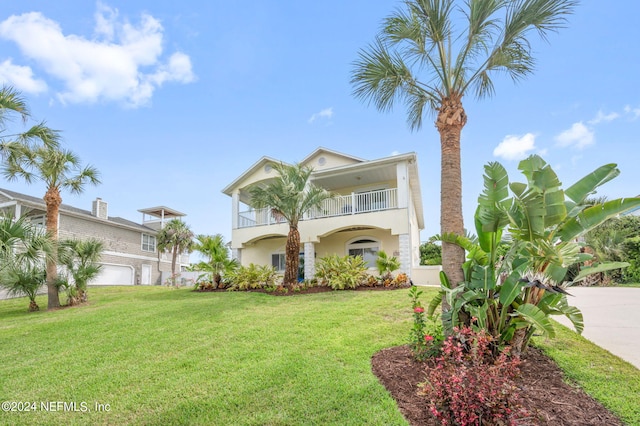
[93,264,134,285]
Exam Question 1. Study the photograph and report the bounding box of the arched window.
[347,238,379,268]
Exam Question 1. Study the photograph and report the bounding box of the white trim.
[103,250,158,262]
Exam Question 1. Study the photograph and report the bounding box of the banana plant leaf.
[498,272,524,306]
[557,198,640,242]
[572,261,630,283]
[469,264,496,291]
[514,303,556,338]
[565,163,620,205]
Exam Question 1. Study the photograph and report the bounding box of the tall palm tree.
[0,85,61,154]
[59,238,104,305]
[193,234,238,288]
[0,215,53,311]
[1,145,101,308]
[157,219,195,286]
[249,162,332,287]
[351,0,577,288]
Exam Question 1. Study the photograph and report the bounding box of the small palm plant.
[1,260,46,311]
[192,234,237,289]
[376,250,401,283]
[0,215,52,311]
[58,238,104,305]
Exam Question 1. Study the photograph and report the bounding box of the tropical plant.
[1,260,47,312]
[582,214,640,284]
[58,238,104,305]
[0,215,52,311]
[1,145,100,309]
[375,250,401,281]
[351,0,578,288]
[419,241,442,265]
[156,219,195,287]
[248,162,333,287]
[0,85,61,156]
[428,155,640,355]
[225,263,278,291]
[192,234,238,288]
[314,254,368,290]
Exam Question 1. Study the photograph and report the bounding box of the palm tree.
[157,219,195,286]
[0,215,53,311]
[351,0,577,288]
[1,145,101,308]
[0,85,61,154]
[248,162,333,287]
[193,234,238,288]
[59,238,104,305]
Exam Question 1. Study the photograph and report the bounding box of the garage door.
[93,264,134,285]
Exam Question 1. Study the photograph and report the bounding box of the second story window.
[142,234,156,252]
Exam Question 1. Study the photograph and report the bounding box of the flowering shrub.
[419,327,527,425]
[408,286,442,361]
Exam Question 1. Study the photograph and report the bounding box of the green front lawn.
[0,286,638,425]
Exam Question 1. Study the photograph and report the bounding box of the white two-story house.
[222,148,440,285]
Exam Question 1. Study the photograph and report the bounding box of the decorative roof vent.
[92,198,108,220]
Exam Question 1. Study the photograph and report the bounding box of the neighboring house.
[222,148,440,285]
[0,188,190,286]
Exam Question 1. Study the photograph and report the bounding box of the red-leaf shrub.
[419,327,528,425]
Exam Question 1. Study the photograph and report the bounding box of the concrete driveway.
[553,286,640,370]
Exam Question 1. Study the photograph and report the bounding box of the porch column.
[396,162,409,209]
[398,233,411,275]
[231,189,239,229]
[304,242,315,281]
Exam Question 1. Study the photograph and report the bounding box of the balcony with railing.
[237,188,398,228]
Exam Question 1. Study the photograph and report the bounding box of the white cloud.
[588,110,619,125]
[0,58,47,94]
[555,122,595,150]
[624,105,640,120]
[308,107,333,124]
[0,5,195,107]
[493,133,537,160]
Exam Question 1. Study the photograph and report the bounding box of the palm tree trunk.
[285,225,300,287]
[436,94,467,290]
[171,248,178,286]
[44,187,61,309]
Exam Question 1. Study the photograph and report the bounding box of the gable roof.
[0,188,154,233]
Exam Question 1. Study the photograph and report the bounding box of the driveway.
[553,286,640,370]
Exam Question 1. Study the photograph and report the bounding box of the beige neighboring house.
[0,188,190,286]
[222,148,441,285]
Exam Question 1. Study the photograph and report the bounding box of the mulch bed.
[194,283,411,296]
[371,344,624,426]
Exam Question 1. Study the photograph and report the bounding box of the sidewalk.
[553,286,640,369]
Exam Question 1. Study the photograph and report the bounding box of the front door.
[141,264,152,285]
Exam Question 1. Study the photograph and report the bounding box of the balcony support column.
[398,233,411,275]
[303,242,315,281]
[232,190,239,229]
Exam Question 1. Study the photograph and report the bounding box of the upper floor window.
[142,234,156,252]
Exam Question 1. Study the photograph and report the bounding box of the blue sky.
[0,1,638,243]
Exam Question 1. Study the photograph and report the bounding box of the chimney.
[92,198,108,220]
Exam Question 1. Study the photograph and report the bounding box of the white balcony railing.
[237,188,398,229]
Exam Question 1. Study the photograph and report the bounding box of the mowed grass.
[1,286,638,425]
[0,286,411,425]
